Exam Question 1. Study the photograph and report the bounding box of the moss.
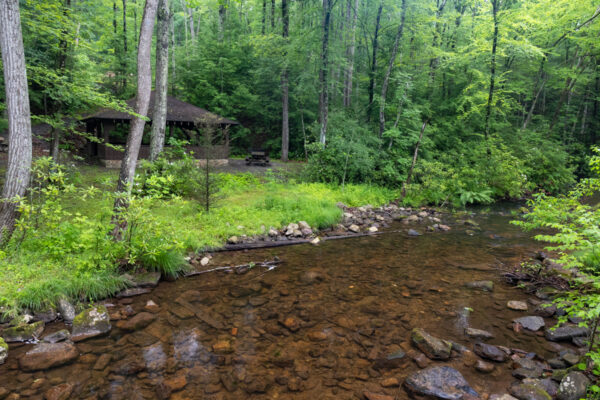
[1,321,44,341]
[73,305,109,327]
[0,337,7,351]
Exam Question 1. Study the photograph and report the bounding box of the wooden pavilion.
[83,92,239,167]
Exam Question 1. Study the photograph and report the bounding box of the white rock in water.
[348,224,360,233]
[507,301,528,311]
[200,257,210,266]
[368,226,378,233]
[310,237,320,245]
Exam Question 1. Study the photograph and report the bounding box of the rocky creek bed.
[0,205,594,400]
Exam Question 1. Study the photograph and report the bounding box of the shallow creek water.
[0,209,572,399]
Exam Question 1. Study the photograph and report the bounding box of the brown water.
[0,209,568,399]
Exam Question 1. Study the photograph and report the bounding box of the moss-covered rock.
[0,337,8,365]
[1,320,44,343]
[411,328,452,360]
[71,306,111,342]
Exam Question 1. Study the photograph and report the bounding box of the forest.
[1,0,600,399]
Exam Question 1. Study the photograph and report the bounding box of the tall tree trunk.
[379,0,407,138]
[401,119,428,198]
[343,0,358,107]
[271,0,275,29]
[170,7,176,95]
[133,0,138,48]
[367,2,383,121]
[550,53,585,132]
[150,0,170,161]
[0,0,33,243]
[262,0,266,34]
[112,0,158,237]
[187,7,195,41]
[484,0,499,138]
[319,0,332,145]
[122,0,128,90]
[218,3,226,40]
[281,0,289,161]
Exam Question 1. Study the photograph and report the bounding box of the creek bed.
[0,209,577,399]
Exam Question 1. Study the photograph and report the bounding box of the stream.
[0,207,578,399]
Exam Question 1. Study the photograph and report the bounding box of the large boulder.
[0,337,7,365]
[473,342,508,362]
[509,382,551,400]
[545,325,588,342]
[19,342,79,371]
[513,316,545,332]
[557,372,589,400]
[71,306,111,342]
[411,328,452,360]
[1,320,44,342]
[404,366,478,400]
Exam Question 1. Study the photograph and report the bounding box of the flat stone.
[473,342,508,362]
[130,271,161,288]
[475,360,495,373]
[373,349,406,370]
[44,383,74,400]
[411,328,452,360]
[307,331,327,341]
[465,281,494,292]
[404,366,479,400]
[534,303,556,317]
[544,325,588,342]
[557,372,589,400]
[71,306,111,342]
[508,301,528,311]
[33,308,57,323]
[561,352,580,366]
[1,321,44,343]
[116,312,156,331]
[514,316,545,332]
[364,391,394,400]
[348,224,360,233]
[93,353,112,371]
[509,382,551,400]
[116,287,152,298]
[19,342,79,371]
[408,229,422,236]
[465,328,494,340]
[42,329,70,343]
[381,378,400,387]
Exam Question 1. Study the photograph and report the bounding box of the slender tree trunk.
[550,53,585,131]
[150,0,170,161]
[170,8,176,95]
[218,4,226,40]
[484,0,499,138]
[122,0,128,90]
[379,0,407,138]
[187,7,195,41]
[133,0,138,47]
[343,0,358,107]
[0,0,33,243]
[262,0,266,34]
[112,0,158,237]
[319,0,332,145]
[401,119,428,198]
[281,0,289,161]
[367,2,383,121]
[271,0,275,29]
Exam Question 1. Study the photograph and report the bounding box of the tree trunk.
[122,0,128,90]
[379,0,407,138]
[150,0,169,161]
[0,0,33,243]
[484,0,499,138]
[271,0,275,29]
[262,0,266,34]
[112,0,158,237]
[133,0,138,48]
[342,0,358,107]
[550,53,585,132]
[170,8,176,95]
[401,119,428,198]
[281,0,289,161]
[319,0,332,145]
[187,6,195,41]
[367,2,383,121]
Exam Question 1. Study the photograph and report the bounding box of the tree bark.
[170,7,176,95]
[271,0,275,29]
[319,0,332,145]
[0,0,33,243]
[379,0,407,138]
[112,0,158,236]
[150,0,170,161]
[122,0,128,90]
[262,0,266,34]
[550,53,586,132]
[343,0,358,107]
[401,119,428,198]
[281,0,289,161]
[187,6,195,41]
[484,0,499,138]
[367,2,383,121]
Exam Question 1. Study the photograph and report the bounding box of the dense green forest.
[1,0,599,204]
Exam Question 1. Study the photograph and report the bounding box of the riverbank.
[0,165,400,318]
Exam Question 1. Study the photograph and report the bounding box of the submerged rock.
[1,320,44,343]
[19,342,79,371]
[544,325,588,342]
[44,383,74,400]
[0,338,7,365]
[514,316,545,332]
[408,229,422,236]
[557,372,589,400]
[116,312,156,331]
[473,342,508,362]
[71,306,111,342]
[404,366,478,399]
[507,301,528,311]
[411,328,452,360]
[465,281,494,292]
[42,329,70,343]
[465,328,494,340]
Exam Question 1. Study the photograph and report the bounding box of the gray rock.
[534,303,556,318]
[509,382,551,400]
[373,349,406,370]
[116,288,152,298]
[465,281,494,292]
[348,224,360,233]
[507,301,528,311]
[475,360,495,373]
[473,342,508,362]
[42,329,70,343]
[404,366,478,400]
[548,358,567,369]
[557,372,589,400]
[545,325,588,342]
[71,306,111,342]
[514,316,545,332]
[561,352,579,366]
[129,271,161,288]
[411,328,452,360]
[465,327,494,340]
[1,320,44,342]
[490,395,518,400]
[408,229,422,236]
[57,298,76,323]
[298,221,311,230]
[18,341,79,371]
[0,337,7,365]
[33,308,58,323]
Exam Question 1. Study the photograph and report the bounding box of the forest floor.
[0,163,398,316]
